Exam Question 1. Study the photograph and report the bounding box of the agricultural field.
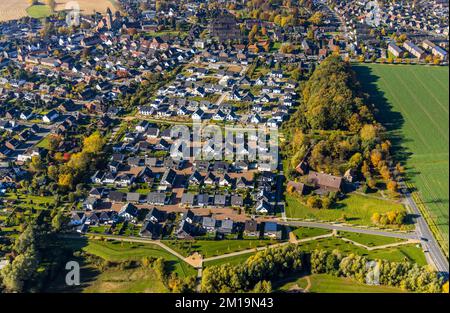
[54,0,117,15]
[26,4,51,19]
[354,64,449,248]
[0,0,116,22]
[276,274,406,293]
[0,0,29,21]
[285,193,408,228]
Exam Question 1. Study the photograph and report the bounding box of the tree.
[83,131,104,155]
[48,165,59,182]
[308,12,323,25]
[47,134,62,151]
[1,249,38,292]
[370,149,383,167]
[152,257,166,281]
[51,212,68,232]
[321,197,331,209]
[360,124,378,142]
[58,173,74,189]
[371,212,381,224]
[348,152,363,169]
[29,155,44,173]
[380,165,391,181]
[366,177,376,189]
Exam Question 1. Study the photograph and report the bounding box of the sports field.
[353,64,449,248]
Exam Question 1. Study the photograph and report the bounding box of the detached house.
[118,203,138,222]
[42,110,59,123]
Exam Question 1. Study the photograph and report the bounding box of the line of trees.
[201,245,305,292]
[0,211,69,292]
[310,249,444,293]
[201,244,445,293]
[283,56,401,193]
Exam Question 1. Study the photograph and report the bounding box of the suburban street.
[282,221,417,240]
[398,179,449,274]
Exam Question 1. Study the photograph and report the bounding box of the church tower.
[106,8,113,30]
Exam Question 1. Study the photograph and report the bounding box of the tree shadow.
[43,236,101,293]
[353,65,412,166]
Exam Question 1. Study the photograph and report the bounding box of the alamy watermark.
[65,261,80,286]
[366,260,381,285]
[365,0,382,27]
[169,121,279,170]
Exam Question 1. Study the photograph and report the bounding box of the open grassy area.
[354,64,449,249]
[285,193,407,227]
[277,273,406,293]
[71,239,196,278]
[203,252,256,267]
[26,4,52,19]
[4,191,55,210]
[83,266,168,293]
[338,231,406,247]
[36,135,52,149]
[292,227,331,239]
[163,239,277,258]
[296,237,426,265]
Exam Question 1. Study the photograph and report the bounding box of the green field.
[292,227,331,239]
[74,239,196,277]
[202,236,426,268]
[26,5,52,18]
[354,64,449,248]
[338,231,406,247]
[295,237,426,265]
[286,193,407,227]
[163,239,276,258]
[276,274,406,293]
[203,252,256,267]
[83,266,168,293]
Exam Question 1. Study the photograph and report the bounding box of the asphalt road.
[398,179,449,274]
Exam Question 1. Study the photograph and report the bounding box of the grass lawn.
[295,237,426,265]
[4,192,55,209]
[203,252,256,267]
[69,239,196,278]
[292,227,331,239]
[277,273,406,293]
[286,193,407,227]
[27,5,52,19]
[83,266,168,293]
[354,64,449,248]
[338,231,406,247]
[36,135,52,149]
[163,239,277,258]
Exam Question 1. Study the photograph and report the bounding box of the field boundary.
[406,182,449,259]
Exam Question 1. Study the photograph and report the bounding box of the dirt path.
[304,276,312,292]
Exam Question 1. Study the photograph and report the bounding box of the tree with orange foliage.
[370,149,383,167]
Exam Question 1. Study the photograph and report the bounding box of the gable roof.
[307,171,342,191]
